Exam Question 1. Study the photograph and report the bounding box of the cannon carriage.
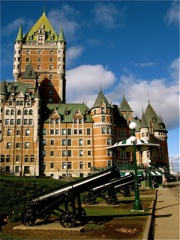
[21,165,120,228]
[83,173,147,205]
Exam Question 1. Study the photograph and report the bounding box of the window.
[25,142,29,149]
[49,65,53,69]
[24,166,30,174]
[79,150,83,157]
[37,65,41,69]
[79,139,83,146]
[55,119,59,124]
[17,119,21,125]
[16,156,20,162]
[50,50,54,55]
[24,119,28,125]
[25,129,30,136]
[42,129,46,135]
[50,162,54,168]
[79,161,83,169]
[6,155,10,162]
[102,127,106,134]
[55,129,59,135]
[42,150,46,157]
[107,138,111,145]
[79,129,82,134]
[50,151,54,156]
[30,155,34,162]
[67,129,71,135]
[87,140,91,145]
[88,162,91,168]
[7,129,12,136]
[16,143,20,148]
[50,57,53,62]
[74,129,77,135]
[68,162,72,169]
[10,119,14,125]
[26,58,30,62]
[17,129,20,135]
[0,155,5,162]
[101,107,105,113]
[62,129,66,135]
[24,109,28,115]
[87,151,91,156]
[67,139,71,146]
[87,128,91,135]
[50,140,54,145]
[62,162,66,169]
[67,150,71,157]
[50,129,54,134]
[38,57,41,62]
[6,109,10,115]
[49,90,53,95]
[38,50,41,54]
[25,155,29,162]
[15,166,19,173]
[50,119,55,124]
[74,119,77,124]
[62,150,66,157]
[102,116,105,122]
[5,119,9,125]
[62,139,66,146]
[7,142,11,149]
[17,109,21,115]
[79,119,82,124]
[49,76,52,80]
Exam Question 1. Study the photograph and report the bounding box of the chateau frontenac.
[0,11,169,178]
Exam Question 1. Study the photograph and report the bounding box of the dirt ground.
[0,216,146,240]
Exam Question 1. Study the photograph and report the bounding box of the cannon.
[21,165,120,228]
[83,173,147,205]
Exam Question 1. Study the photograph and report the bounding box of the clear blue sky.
[1,0,179,172]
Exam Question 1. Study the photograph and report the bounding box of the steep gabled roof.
[119,96,133,112]
[22,62,36,79]
[24,11,59,42]
[140,112,149,128]
[92,89,111,108]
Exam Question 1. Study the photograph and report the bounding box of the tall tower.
[13,11,66,103]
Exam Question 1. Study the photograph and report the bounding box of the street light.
[129,122,142,211]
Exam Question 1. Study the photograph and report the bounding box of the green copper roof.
[0,80,8,95]
[58,26,66,42]
[119,96,133,112]
[16,25,23,42]
[24,11,59,42]
[45,103,93,123]
[92,89,111,108]
[140,112,149,128]
[22,62,36,79]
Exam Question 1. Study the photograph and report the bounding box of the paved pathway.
[154,186,180,240]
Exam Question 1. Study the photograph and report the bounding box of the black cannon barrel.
[91,173,134,192]
[30,165,120,204]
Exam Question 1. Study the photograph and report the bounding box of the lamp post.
[129,122,142,211]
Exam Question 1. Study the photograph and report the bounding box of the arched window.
[11,109,15,115]
[24,109,28,115]
[29,109,33,115]
[17,109,21,115]
[6,109,10,115]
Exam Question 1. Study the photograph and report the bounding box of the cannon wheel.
[59,211,76,228]
[83,195,96,205]
[106,197,118,205]
[40,210,51,222]
[21,209,36,226]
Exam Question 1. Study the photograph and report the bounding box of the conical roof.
[119,96,133,112]
[58,26,66,42]
[92,89,111,108]
[16,25,23,42]
[140,112,149,128]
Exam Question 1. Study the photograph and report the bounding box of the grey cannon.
[21,165,120,228]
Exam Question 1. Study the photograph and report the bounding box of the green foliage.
[0,174,66,222]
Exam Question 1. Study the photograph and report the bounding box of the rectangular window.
[79,139,83,146]
[67,139,71,146]
[67,129,71,135]
[68,162,72,169]
[67,150,71,157]
[6,155,10,162]
[10,119,14,125]
[42,129,46,135]
[50,151,54,156]
[62,129,66,135]
[102,116,105,122]
[79,150,83,157]
[7,129,12,136]
[25,142,29,149]
[55,119,59,124]
[62,150,66,157]
[42,150,46,157]
[87,140,91,145]
[55,129,59,134]
[79,129,82,134]
[88,162,91,168]
[62,139,66,146]
[17,119,21,125]
[50,162,54,168]
[7,142,11,149]
[16,156,20,162]
[74,129,77,134]
[24,166,30,174]
[25,155,29,162]
[102,127,106,134]
[50,140,54,145]
[79,161,83,169]
[30,155,34,162]
[87,128,91,135]
[50,119,55,124]
[50,129,54,134]
[15,166,19,173]
[87,151,91,156]
[107,138,111,145]
[25,129,30,136]
[62,162,66,169]
[42,139,46,146]
[29,119,33,125]
[24,119,28,125]
[0,155,5,162]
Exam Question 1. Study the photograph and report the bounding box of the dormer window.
[50,36,54,41]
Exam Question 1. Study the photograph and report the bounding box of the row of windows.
[7,129,30,136]
[42,150,92,157]
[5,119,34,125]
[46,161,92,170]
[0,154,34,163]
[25,50,65,55]
[5,109,34,115]
[25,57,64,62]
[42,138,92,146]
[4,165,30,174]
[43,128,91,135]
[8,100,33,107]
[14,64,65,70]
[6,142,31,149]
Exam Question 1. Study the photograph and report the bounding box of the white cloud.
[48,6,80,41]
[1,18,24,36]
[66,65,116,105]
[66,59,179,131]
[136,62,155,68]
[92,2,126,29]
[66,45,84,67]
[165,1,180,26]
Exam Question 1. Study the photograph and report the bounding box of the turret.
[13,25,23,81]
[57,26,66,103]
[0,80,8,141]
